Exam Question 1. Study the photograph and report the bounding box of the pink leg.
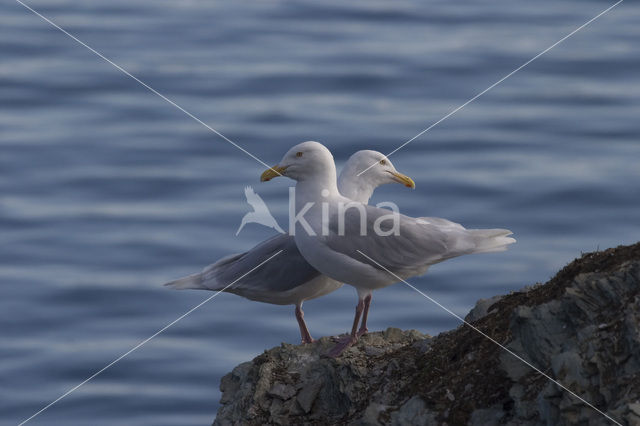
[327,298,364,357]
[357,294,372,337]
[295,304,314,344]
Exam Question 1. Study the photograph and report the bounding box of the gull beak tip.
[407,178,416,189]
[392,171,415,189]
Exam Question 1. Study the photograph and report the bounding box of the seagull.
[260,141,515,356]
[164,149,415,344]
[235,186,285,235]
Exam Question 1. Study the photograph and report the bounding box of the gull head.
[346,150,415,189]
[261,141,335,183]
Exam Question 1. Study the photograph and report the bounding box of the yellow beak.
[260,165,288,182]
[390,171,416,189]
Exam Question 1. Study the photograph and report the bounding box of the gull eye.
[379,159,387,165]
[296,151,303,157]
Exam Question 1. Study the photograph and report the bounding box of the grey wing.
[201,233,322,293]
[417,217,465,230]
[324,205,451,275]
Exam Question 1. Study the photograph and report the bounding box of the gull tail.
[163,252,244,291]
[468,228,516,254]
[163,272,205,290]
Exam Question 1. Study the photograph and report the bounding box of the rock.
[268,382,297,400]
[213,329,428,425]
[465,294,503,322]
[214,242,640,425]
[295,380,321,414]
[388,396,437,426]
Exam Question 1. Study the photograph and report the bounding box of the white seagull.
[164,150,415,344]
[235,186,285,235]
[260,141,515,356]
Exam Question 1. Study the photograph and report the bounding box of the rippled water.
[2,0,639,424]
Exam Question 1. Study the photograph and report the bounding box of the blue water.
[2,0,639,424]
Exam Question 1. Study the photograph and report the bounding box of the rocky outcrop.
[213,243,640,425]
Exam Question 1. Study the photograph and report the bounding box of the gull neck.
[294,167,339,199]
[337,173,373,204]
